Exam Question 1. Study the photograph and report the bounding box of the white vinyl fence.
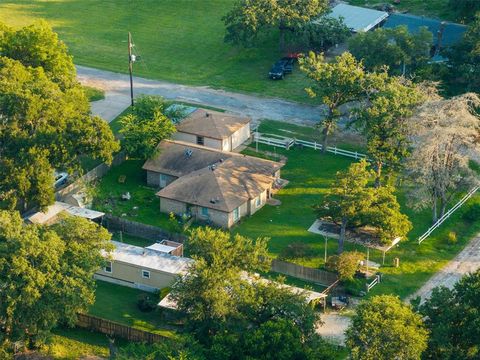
[418,186,480,244]
[254,133,367,161]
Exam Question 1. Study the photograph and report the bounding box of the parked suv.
[268,57,295,80]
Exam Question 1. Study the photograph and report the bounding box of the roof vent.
[219,158,224,162]
[184,149,193,158]
[206,112,210,118]
[211,164,216,171]
[210,199,216,204]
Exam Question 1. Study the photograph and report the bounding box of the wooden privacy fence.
[271,259,338,287]
[103,214,185,243]
[55,151,127,200]
[77,313,166,343]
[254,133,367,161]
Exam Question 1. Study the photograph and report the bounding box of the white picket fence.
[254,133,367,160]
[418,186,480,244]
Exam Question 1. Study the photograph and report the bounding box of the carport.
[326,4,389,32]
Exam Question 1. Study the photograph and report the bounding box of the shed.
[326,4,389,32]
[25,201,105,225]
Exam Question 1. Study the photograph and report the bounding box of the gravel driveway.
[77,65,325,124]
[406,234,480,304]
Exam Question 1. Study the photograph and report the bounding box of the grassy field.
[0,0,313,102]
[347,0,453,20]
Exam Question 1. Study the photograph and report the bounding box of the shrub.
[325,255,339,273]
[447,231,457,245]
[137,293,157,312]
[462,203,480,222]
[336,251,364,281]
[326,252,364,281]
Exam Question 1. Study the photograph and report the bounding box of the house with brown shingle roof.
[173,108,251,152]
[143,140,283,228]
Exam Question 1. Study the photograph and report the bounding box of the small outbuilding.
[95,241,193,292]
[173,108,251,152]
[25,201,105,225]
[325,4,389,32]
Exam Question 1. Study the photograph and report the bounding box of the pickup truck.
[268,57,295,80]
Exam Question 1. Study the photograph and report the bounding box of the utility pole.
[128,32,135,107]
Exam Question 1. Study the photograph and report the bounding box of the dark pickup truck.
[268,57,295,80]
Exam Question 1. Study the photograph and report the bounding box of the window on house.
[104,261,112,273]
[201,207,209,217]
[233,207,240,221]
[256,196,262,207]
[196,136,204,146]
[142,270,150,279]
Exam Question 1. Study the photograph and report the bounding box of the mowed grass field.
[0,0,312,102]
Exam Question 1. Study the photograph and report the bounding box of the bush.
[462,203,480,222]
[137,293,157,312]
[325,252,364,281]
[447,231,457,245]
[343,278,365,297]
[279,242,311,260]
[325,255,339,273]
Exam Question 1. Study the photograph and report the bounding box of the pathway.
[406,233,480,303]
[76,65,325,124]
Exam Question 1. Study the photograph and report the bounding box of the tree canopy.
[354,76,424,185]
[0,211,112,347]
[419,270,480,360]
[223,0,328,50]
[348,26,433,75]
[405,92,480,223]
[300,52,366,152]
[169,227,335,359]
[447,14,480,93]
[295,16,350,52]
[0,22,119,211]
[316,160,411,252]
[346,295,429,360]
[449,0,480,23]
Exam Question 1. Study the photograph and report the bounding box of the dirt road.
[77,65,325,124]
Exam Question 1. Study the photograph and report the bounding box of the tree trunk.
[432,195,438,224]
[338,217,347,254]
[279,28,286,53]
[440,196,448,219]
[322,130,329,154]
[374,162,382,188]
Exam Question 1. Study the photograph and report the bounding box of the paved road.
[406,234,480,304]
[76,65,325,124]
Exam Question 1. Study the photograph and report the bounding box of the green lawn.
[347,0,453,20]
[90,280,176,337]
[83,85,105,102]
[41,328,117,360]
[92,159,174,230]
[0,0,313,102]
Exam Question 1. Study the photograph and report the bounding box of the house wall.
[231,123,251,151]
[173,132,222,150]
[146,171,177,187]
[160,197,187,215]
[95,261,179,292]
[172,132,196,145]
[248,189,268,216]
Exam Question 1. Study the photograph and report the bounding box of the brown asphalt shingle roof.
[151,141,283,212]
[176,108,251,140]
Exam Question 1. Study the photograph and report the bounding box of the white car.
[54,171,69,189]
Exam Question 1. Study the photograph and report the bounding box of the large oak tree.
[223,0,328,50]
[0,22,119,211]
